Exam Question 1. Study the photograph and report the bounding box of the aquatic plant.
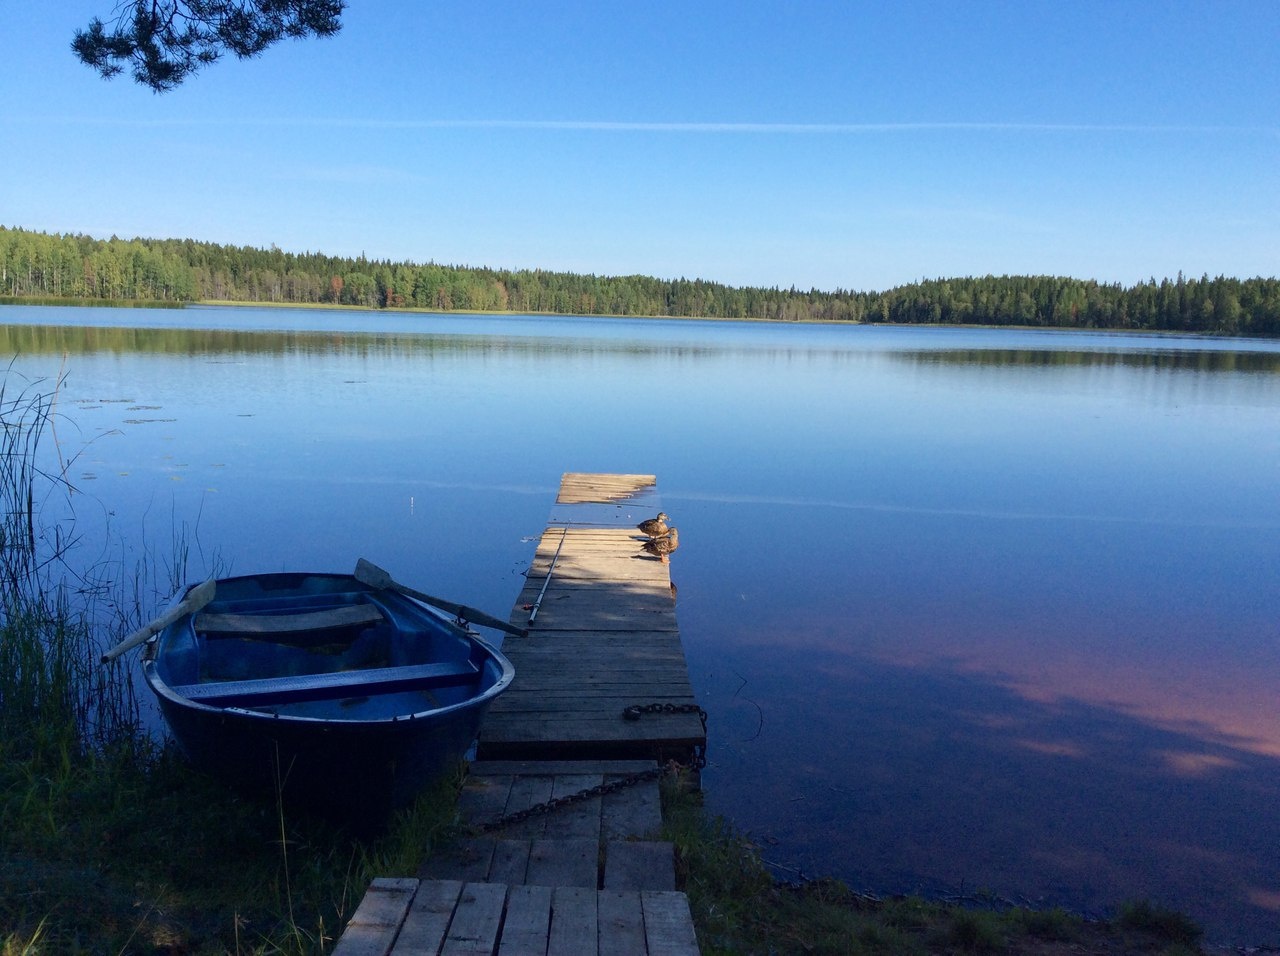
[0,376,140,763]
[0,378,465,953]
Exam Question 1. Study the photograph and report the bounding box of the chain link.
[471,702,709,833]
[622,701,708,735]
[472,764,669,834]
[622,702,708,770]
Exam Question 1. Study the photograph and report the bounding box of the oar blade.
[354,557,394,590]
[101,577,217,663]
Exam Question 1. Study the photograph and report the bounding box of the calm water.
[4,304,1279,943]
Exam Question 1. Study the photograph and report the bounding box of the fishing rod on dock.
[526,526,568,625]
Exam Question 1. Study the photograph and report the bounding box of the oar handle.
[354,559,527,638]
[403,586,526,637]
[101,578,217,663]
[527,526,568,624]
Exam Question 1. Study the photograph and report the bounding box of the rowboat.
[135,568,515,820]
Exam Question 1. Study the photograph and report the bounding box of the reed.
[0,376,141,766]
[0,379,467,953]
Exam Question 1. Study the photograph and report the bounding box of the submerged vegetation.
[3,224,1279,335]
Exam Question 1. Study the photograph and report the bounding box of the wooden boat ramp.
[333,473,705,954]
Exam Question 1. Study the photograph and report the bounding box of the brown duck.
[641,527,679,563]
[636,512,669,537]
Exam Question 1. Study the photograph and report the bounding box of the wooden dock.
[333,474,704,954]
[478,474,705,764]
[333,761,697,955]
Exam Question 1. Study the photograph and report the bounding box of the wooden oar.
[100,578,217,663]
[354,558,527,638]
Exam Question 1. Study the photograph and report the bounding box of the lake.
[4,304,1279,944]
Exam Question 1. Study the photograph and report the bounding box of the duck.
[641,527,679,563]
[636,512,669,537]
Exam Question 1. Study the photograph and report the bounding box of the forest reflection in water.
[899,345,1280,374]
[6,313,1279,373]
[3,304,1278,943]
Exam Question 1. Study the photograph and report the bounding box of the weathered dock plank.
[420,761,675,891]
[441,881,506,955]
[467,759,660,776]
[597,889,647,955]
[526,838,597,888]
[337,475,703,954]
[455,760,664,843]
[346,879,701,955]
[479,474,704,763]
[602,778,663,842]
[548,885,598,955]
[641,890,701,955]
[330,877,418,956]
[347,766,697,951]
[393,879,463,954]
[542,773,604,839]
[488,839,532,885]
[553,472,657,505]
[496,884,553,955]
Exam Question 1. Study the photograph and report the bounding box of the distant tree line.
[2,226,1278,336]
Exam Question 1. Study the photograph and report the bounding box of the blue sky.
[2,1,1277,292]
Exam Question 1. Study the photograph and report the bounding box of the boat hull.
[142,571,514,821]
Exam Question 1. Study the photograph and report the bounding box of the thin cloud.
[23,117,1279,135]
[379,120,1276,135]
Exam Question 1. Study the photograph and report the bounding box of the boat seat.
[195,603,385,635]
[172,659,480,706]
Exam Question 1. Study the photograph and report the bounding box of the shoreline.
[4,295,1280,343]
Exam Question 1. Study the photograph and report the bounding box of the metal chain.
[623,702,709,769]
[471,703,709,833]
[622,701,709,735]
[471,764,670,834]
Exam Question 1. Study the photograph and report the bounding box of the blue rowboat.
[141,570,514,820]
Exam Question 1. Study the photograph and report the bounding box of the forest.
[2,225,1278,336]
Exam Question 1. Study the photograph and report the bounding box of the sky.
[2,1,1277,292]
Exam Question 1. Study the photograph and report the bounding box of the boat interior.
[153,583,488,716]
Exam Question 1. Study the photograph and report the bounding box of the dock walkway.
[479,473,704,764]
[333,474,703,954]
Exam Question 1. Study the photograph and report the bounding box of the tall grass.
[0,376,141,767]
[0,378,463,954]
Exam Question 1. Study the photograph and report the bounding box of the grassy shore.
[659,772,1206,955]
[0,382,1209,954]
[1,757,1208,955]
[0,381,468,954]
[1,748,462,954]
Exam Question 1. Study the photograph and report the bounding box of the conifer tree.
[73,1,344,92]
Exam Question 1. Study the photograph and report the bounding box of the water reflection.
[0,321,711,360]
[898,347,1280,374]
[697,642,1280,941]
[3,304,1279,943]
